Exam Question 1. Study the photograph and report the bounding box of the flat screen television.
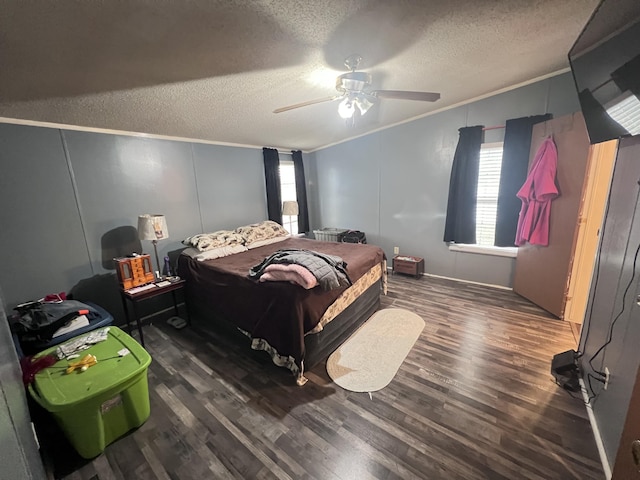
[569,0,640,144]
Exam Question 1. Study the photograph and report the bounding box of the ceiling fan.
[273,54,440,119]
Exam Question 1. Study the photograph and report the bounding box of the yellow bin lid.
[30,327,151,411]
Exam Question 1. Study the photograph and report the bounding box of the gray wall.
[0,72,579,314]
[0,124,269,317]
[0,289,46,480]
[579,136,640,468]
[311,72,581,287]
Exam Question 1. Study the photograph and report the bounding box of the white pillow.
[234,220,289,244]
[246,236,289,249]
[181,244,248,261]
[182,230,245,252]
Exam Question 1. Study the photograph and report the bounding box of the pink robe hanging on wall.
[515,137,559,246]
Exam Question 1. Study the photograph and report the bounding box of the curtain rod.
[483,125,505,131]
[265,147,300,155]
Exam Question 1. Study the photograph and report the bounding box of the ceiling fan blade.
[372,90,440,102]
[273,96,340,113]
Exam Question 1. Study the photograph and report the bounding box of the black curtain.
[443,126,484,244]
[262,147,281,222]
[292,150,310,233]
[494,114,552,246]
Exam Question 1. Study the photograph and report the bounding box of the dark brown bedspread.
[178,237,385,370]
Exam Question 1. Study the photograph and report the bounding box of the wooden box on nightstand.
[392,255,425,279]
[114,255,155,290]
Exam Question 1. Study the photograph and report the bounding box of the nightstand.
[392,255,425,279]
[119,279,189,346]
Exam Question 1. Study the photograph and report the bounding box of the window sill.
[448,243,518,258]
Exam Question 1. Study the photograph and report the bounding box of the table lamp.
[282,201,298,235]
[138,214,169,278]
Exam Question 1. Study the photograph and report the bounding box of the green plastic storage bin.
[28,326,152,458]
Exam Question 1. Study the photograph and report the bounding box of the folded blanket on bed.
[259,264,318,289]
[249,249,352,291]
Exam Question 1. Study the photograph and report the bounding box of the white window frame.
[279,157,298,235]
[448,243,518,258]
[448,141,518,258]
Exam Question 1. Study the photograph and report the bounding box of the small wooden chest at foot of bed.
[392,256,424,279]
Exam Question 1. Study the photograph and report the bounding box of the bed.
[177,228,386,385]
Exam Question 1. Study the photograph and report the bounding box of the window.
[449,141,518,257]
[476,142,503,246]
[279,158,298,235]
[606,93,640,136]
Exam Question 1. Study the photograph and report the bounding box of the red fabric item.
[43,292,66,302]
[21,354,57,385]
[515,137,559,246]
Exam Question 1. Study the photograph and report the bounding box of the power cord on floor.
[586,373,606,406]
[552,377,583,401]
[553,373,605,406]
[588,241,640,379]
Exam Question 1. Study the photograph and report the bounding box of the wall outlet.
[604,367,610,390]
[394,246,399,255]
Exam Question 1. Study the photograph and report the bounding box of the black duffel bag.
[13,300,100,343]
[340,230,367,244]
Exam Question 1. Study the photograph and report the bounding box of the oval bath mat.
[326,308,425,392]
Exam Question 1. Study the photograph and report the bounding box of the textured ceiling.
[0,0,600,151]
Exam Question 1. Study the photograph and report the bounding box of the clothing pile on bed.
[249,249,352,291]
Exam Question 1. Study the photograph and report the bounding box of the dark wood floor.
[56,274,603,480]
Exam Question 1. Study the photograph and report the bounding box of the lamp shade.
[138,214,169,241]
[282,201,299,216]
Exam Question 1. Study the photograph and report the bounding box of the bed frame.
[187,279,380,362]
[178,238,385,384]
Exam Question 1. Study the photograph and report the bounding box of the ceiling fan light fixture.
[273,55,440,118]
[338,97,355,119]
[337,72,372,93]
[355,95,373,115]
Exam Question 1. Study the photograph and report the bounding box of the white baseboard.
[579,378,612,479]
[386,267,512,290]
[423,272,512,290]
